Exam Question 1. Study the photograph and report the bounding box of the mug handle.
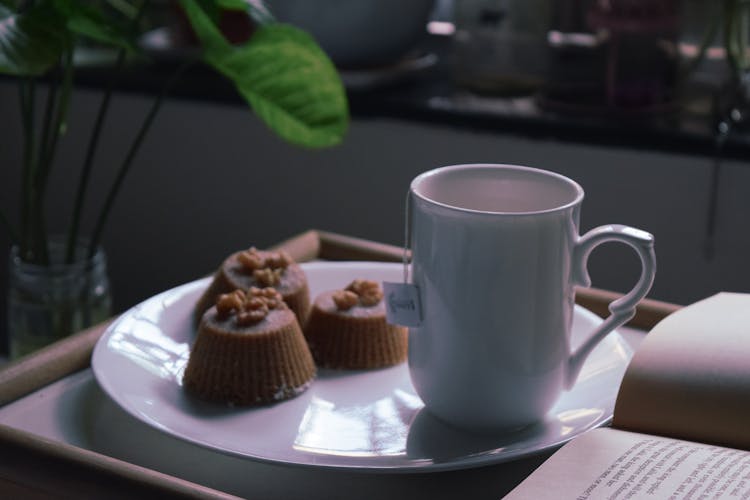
[566,224,656,389]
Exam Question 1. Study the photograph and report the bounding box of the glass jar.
[7,237,112,359]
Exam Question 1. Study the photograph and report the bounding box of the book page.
[505,428,750,500]
[612,293,750,451]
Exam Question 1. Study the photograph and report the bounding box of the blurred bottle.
[589,0,679,109]
[450,0,552,95]
[541,0,679,114]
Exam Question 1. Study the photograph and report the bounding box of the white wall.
[1,80,749,347]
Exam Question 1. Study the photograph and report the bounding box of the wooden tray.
[0,230,681,498]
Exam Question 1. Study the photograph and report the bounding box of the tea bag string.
[403,189,411,284]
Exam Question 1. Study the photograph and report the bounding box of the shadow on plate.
[406,407,554,464]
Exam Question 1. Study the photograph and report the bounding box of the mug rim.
[410,163,585,216]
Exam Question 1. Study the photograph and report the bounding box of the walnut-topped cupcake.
[304,280,408,370]
[194,247,310,324]
[184,287,316,406]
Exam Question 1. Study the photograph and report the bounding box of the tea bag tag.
[384,188,422,327]
[383,282,422,327]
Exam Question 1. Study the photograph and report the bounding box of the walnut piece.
[238,247,264,272]
[236,308,268,326]
[247,287,285,310]
[238,247,292,277]
[344,279,383,307]
[359,291,382,307]
[265,250,291,269]
[333,290,359,311]
[253,268,282,286]
[216,290,245,319]
[245,297,268,311]
[214,286,287,325]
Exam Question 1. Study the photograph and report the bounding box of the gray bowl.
[267,0,435,68]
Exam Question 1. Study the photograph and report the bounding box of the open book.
[505,293,750,500]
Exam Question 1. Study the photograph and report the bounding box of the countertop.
[49,31,750,163]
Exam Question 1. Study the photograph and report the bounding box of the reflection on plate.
[92,262,633,472]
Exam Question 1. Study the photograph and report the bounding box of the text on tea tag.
[383,282,422,327]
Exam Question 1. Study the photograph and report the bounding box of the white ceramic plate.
[92,261,633,472]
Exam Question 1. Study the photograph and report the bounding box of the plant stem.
[18,82,31,258]
[30,195,49,265]
[724,0,741,81]
[19,78,45,263]
[38,79,60,185]
[21,77,51,265]
[66,1,148,263]
[88,58,196,258]
[106,0,138,18]
[25,51,68,266]
[37,47,75,195]
[736,2,749,72]
[65,48,127,264]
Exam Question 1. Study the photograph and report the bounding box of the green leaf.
[215,0,248,8]
[177,0,232,57]
[216,0,275,25]
[0,4,69,76]
[208,24,349,148]
[177,1,347,147]
[53,0,135,51]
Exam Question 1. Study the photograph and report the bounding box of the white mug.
[407,164,656,432]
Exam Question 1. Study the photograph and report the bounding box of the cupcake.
[304,279,408,369]
[194,247,310,324]
[184,287,316,405]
